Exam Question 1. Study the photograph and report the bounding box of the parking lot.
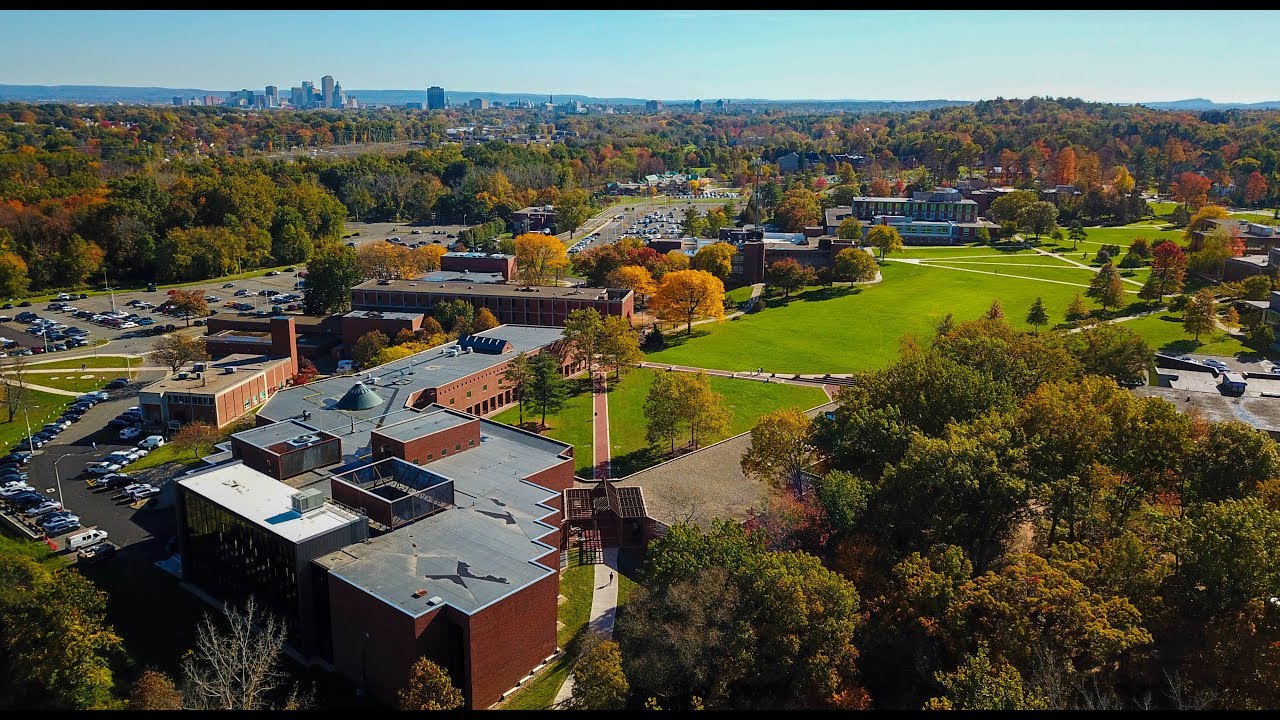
[343,220,473,251]
[2,379,183,560]
[0,270,309,359]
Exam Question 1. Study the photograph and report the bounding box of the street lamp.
[52,449,90,511]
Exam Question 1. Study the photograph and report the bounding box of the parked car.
[1203,359,1230,373]
[68,529,108,550]
[0,484,34,498]
[84,461,123,476]
[79,541,117,564]
[105,378,130,389]
[25,500,64,517]
[42,517,81,535]
[265,270,280,277]
[139,435,166,450]
[9,493,48,509]
[98,473,133,489]
[128,485,161,499]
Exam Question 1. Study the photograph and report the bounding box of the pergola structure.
[563,480,648,561]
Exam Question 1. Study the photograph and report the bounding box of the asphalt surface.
[18,380,180,557]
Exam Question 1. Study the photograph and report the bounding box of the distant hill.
[1142,98,1280,111]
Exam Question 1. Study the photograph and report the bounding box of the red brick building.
[440,251,517,281]
[350,281,635,328]
[341,310,423,346]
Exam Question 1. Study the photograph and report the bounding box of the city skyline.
[2,10,1279,104]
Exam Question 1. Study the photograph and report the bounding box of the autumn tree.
[1150,241,1188,298]
[356,242,414,280]
[151,333,209,373]
[169,288,209,326]
[413,243,448,273]
[515,232,569,286]
[644,371,684,454]
[0,251,31,298]
[564,636,629,711]
[984,299,1005,320]
[925,644,1047,710]
[1052,146,1077,186]
[397,657,464,711]
[651,269,726,335]
[1172,171,1212,210]
[773,187,822,231]
[1243,170,1269,208]
[690,242,736,281]
[765,258,816,299]
[607,265,657,306]
[741,407,819,491]
[128,670,184,710]
[834,247,877,282]
[660,249,690,275]
[351,329,390,369]
[1086,263,1126,310]
[1190,226,1242,279]
[171,421,221,459]
[599,314,643,380]
[1025,297,1048,332]
[1183,204,1230,240]
[470,306,499,333]
[1182,288,1218,342]
[836,217,863,240]
[866,225,904,260]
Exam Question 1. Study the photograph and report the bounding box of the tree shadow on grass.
[1160,339,1203,355]
[650,328,713,350]
[764,285,860,309]
[610,446,662,479]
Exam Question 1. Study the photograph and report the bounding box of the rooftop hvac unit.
[193,362,207,372]
[176,372,189,380]
[426,596,444,606]
[193,372,202,380]
[224,366,237,374]
[285,434,320,448]
[290,488,326,514]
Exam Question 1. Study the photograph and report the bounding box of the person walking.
[608,571,614,585]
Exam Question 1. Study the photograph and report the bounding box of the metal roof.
[336,381,384,411]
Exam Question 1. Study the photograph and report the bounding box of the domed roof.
[336,381,383,411]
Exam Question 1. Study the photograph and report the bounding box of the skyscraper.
[321,75,335,108]
[332,81,345,109]
[693,99,702,112]
[301,81,315,109]
[427,86,446,110]
[265,86,278,108]
[290,86,305,108]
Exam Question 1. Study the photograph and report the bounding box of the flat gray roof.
[343,310,424,321]
[255,325,564,462]
[354,279,631,301]
[374,407,473,442]
[232,418,327,451]
[1133,385,1280,435]
[179,462,362,543]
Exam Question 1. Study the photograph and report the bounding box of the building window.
[482,384,487,391]
[468,439,474,447]
[449,398,455,405]
[466,390,472,398]
[455,443,461,451]
[442,448,448,456]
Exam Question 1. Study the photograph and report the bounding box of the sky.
[2,10,1278,103]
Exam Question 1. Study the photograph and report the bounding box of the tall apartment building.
[301,81,315,108]
[692,99,702,112]
[321,75,335,108]
[427,86,446,110]
[264,85,278,107]
[468,98,489,110]
[289,86,305,108]
[645,99,664,113]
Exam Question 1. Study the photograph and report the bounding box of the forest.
[1,97,1278,294]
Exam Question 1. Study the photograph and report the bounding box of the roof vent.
[411,589,428,599]
[426,595,444,606]
[285,434,320,448]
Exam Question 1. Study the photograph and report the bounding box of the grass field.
[1075,225,1184,250]
[492,376,594,476]
[1121,312,1256,358]
[725,285,756,305]
[124,441,205,472]
[895,244,1036,259]
[0,389,76,450]
[1230,211,1280,226]
[500,559,596,710]
[603,368,828,477]
[27,355,145,370]
[16,371,138,393]
[647,261,1144,374]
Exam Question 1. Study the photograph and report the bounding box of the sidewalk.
[592,372,610,480]
[553,548,620,708]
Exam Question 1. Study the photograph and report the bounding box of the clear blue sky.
[2,10,1277,103]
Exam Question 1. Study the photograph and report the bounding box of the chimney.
[271,316,298,376]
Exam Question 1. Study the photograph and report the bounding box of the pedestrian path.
[552,536,621,709]
[592,372,610,480]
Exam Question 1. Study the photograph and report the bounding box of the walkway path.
[895,256,1140,294]
[1029,246,1144,286]
[592,372,610,480]
[637,361,846,390]
[552,525,622,708]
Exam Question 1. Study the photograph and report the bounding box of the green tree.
[1245,321,1275,353]
[565,636,630,710]
[1188,421,1280,503]
[599,314,643,380]
[741,407,819,490]
[764,258,816,299]
[866,225,904,260]
[501,352,532,426]
[303,242,362,314]
[527,351,567,428]
[555,188,591,237]
[1065,293,1090,322]
[987,189,1039,225]
[644,370,683,453]
[432,298,475,333]
[0,554,125,709]
[1174,497,1280,617]
[773,187,822,231]
[352,330,390,369]
[397,657,464,710]
[678,371,732,450]
[563,308,606,376]
[1065,322,1152,384]
[1086,262,1126,310]
[1016,200,1059,239]
[817,470,872,535]
[836,216,863,240]
[925,644,1047,710]
[1242,274,1272,300]
[1025,296,1049,332]
[1182,288,1218,342]
[834,247,877,282]
[1068,221,1088,251]
[151,333,209,373]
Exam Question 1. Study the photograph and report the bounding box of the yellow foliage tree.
[515,232,569,286]
[413,244,448,273]
[690,242,736,280]
[1184,204,1230,242]
[357,242,416,280]
[471,306,500,332]
[608,265,657,305]
[651,269,726,335]
[660,249,690,276]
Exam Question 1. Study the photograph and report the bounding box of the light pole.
[103,268,116,314]
[52,449,88,510]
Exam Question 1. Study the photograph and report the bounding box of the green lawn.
[27,355,145,370]
[1230,211,1280,226]
[894,244,1036,259]
[913,253,1081,266]
[16,371,138,393]
[1121,311,1258,358]
[1074,225,1184,250]
[920,261,1141,291]
[500,559,596,710]
[492,376,594,476]
[604,368,828,477]
[0,389,76,450]
[647,262,1142,374]
[122,441,205,472]
[725,285,756,305]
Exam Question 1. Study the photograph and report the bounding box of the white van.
[138,435,165,450]
[67,528,108,550]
